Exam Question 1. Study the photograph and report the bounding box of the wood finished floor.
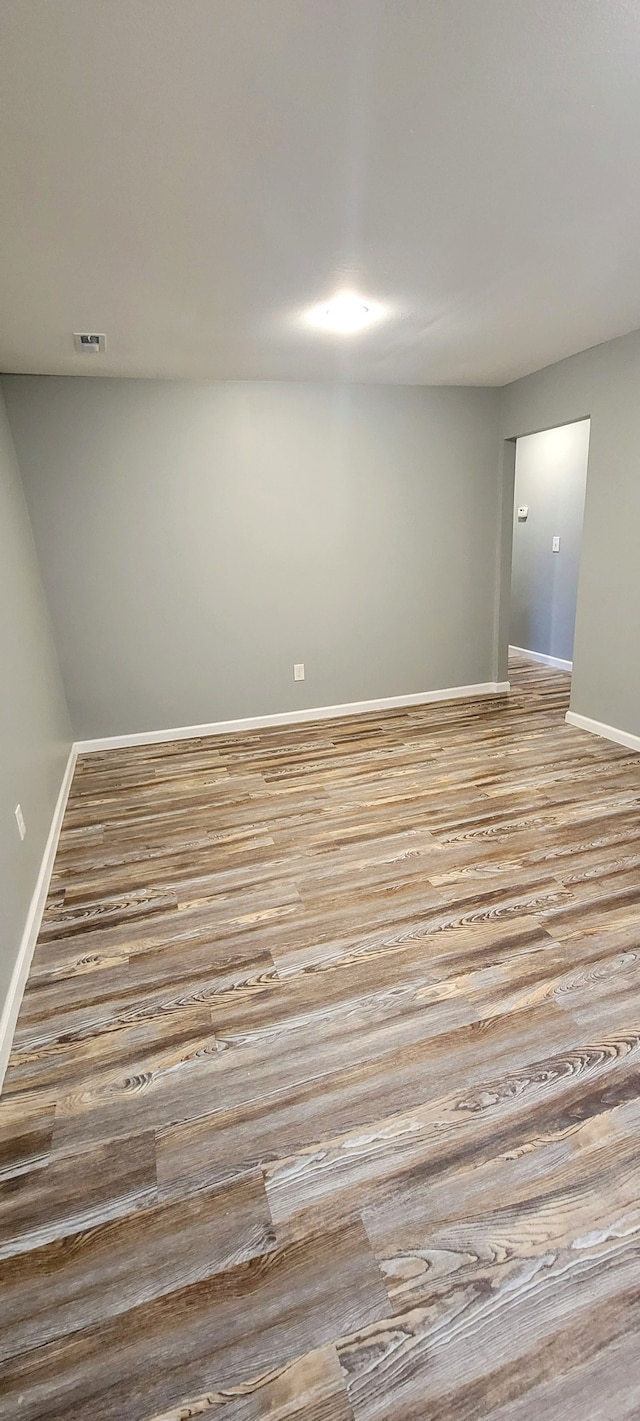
[2,655,640,1418]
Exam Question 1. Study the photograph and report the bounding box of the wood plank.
[0,1221,388,1421]
[339,1234,640,1419]
[0,1172,274,1364]
[0,1099,55,1181]
[141,1345,355,1421]
[0,1131,157,1259]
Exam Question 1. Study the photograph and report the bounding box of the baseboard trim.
[510,645,572,673]
[0,746,77,1093]
[74,682,511,754]
[565,710,640,755]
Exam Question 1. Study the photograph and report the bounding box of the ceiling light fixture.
[308,292,383,335]
[324,293,371,332]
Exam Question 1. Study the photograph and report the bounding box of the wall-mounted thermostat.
[517,506,529,521]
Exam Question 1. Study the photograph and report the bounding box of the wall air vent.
[73,332,106,354]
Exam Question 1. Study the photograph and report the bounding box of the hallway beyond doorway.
[510,419,590,674]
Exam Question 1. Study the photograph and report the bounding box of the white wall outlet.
[552,536,561,552]
[15,803,26,840]
[294,663,305,681]
[517,506,529,521]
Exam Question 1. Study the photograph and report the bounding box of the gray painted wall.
[3,377,502,739]
[0,388,71,1013]
[501,328,640,736]
[510,420,589,663]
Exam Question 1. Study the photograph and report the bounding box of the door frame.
[493,417,591,689]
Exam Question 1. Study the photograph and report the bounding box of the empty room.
[2,2,640,1417]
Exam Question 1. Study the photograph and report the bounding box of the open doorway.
[508,419,590,679]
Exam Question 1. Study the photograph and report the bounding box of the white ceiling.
[2,0,640,385]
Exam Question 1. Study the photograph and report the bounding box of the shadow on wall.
[510,419,590,666]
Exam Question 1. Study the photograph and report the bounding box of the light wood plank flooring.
[2,655,640,1418]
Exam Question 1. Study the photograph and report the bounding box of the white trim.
[565,710,640,755]
[74,682,511,754]
[509,644,572,673]
[0,746,77,1093]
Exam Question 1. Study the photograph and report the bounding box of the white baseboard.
[565,710,640,755]
[0,746,77,1093]
[74,681,511,754]
[510,645,572,673]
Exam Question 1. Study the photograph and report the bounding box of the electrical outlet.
[15,803,26,840]
[294,663,305,681]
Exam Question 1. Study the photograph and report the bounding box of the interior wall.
[2,377,502,739]
[510,420,589,664]
[501,327,640,736]
[0,388,71,1014]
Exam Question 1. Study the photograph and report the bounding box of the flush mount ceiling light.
[323,293,371,332]
[308,292,384,334]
